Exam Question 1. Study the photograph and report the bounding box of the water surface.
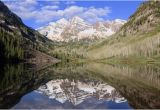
[0,62,160,109]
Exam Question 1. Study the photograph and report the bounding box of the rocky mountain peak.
[38,17,126,42]
[70,16,85,24]
[57,18,69,25]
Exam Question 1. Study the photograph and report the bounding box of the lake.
[0,62,160,109]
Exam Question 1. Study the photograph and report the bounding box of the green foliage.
[0,28,24,61]
[51,50,85,63]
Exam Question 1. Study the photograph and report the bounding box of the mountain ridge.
[38,16,126,42]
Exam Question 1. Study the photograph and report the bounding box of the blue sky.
[3,0,143,29]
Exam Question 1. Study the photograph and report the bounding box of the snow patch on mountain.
[38,16,126,42]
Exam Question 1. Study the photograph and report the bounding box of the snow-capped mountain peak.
[70,16,85,24]
[57,18,69,25]
[48,22,56,26]
[38,17,126,42]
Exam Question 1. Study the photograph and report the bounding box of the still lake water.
[0,62,160,109]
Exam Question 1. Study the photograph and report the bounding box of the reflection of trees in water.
[0,63,52,109]
[89,64,160,89]
[0,64,24,91]
[46,62,103,83]
[87,63,160,109]
[0,63,102,109]
[0,64,39,91]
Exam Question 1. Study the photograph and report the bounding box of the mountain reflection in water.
[12,79,130,109]
[37,79,126,105]
[0,62,160,109]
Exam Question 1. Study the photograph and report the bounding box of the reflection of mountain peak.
[36,79,126,106]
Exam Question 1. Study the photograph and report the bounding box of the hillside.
[88,1,160,61]
[0,1,54,62]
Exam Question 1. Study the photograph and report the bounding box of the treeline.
[0,27,53,62]
[51,50,85,63]
[0,28,24,62]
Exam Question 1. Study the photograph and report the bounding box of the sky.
[2,0,144,29]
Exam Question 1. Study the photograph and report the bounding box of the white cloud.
[62,6,110,23]
[42,5,59,10]
[63,6,84,19]
[3,0,111,24]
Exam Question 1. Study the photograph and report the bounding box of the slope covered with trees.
[88,1,160,62]
[0,28,23,61]
[0,1,54,62]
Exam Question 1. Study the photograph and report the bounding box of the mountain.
[88,1,160,60]
[119,1,160,36]
[38,16,126,42]
[37,79,126,106]
[0,1,54,62]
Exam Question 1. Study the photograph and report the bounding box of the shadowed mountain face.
[0,1,54,62]
[0,1,51,44]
